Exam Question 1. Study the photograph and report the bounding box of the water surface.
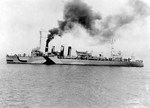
[0,59,150,108]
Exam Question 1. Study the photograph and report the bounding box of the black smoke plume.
[46,0,150,51]
[60,0,101,31]
[97,0,150,41]
[45,28,62,52]
[45,0,101,52]
[129,0,150,17]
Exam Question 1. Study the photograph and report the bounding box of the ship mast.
[39,30,48,49]
[39,31,42,49]
[111,39,115,57]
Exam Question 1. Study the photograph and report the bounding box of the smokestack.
[67,46,72,57]
[45,33,54,54]
[51,46,55,53]
[45,40,49,53]
[60,45,64,57]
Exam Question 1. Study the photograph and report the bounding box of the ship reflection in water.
[0,61,149,108]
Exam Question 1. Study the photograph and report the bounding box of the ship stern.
[130,60,144,67]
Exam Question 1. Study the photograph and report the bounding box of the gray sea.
[0,58,150,108]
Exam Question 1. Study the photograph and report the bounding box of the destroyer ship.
[6,31,144,67]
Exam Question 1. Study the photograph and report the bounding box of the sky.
[0,0,150,61]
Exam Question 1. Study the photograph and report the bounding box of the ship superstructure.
[44,45,144,67]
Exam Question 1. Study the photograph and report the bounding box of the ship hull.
[6,55,144,67]
[48,57,144,67]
